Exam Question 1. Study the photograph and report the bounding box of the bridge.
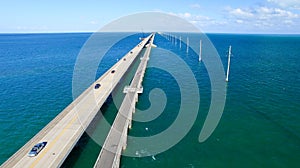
[93,34,155,168]
[1,33,155,168]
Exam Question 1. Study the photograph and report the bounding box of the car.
[28,142,47,157]
[94,83,101,89]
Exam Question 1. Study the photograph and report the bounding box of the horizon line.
[1,31,300,35]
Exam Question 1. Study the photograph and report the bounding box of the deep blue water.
[0,33,300,167]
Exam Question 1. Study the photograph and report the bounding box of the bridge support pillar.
[128,119,132,129]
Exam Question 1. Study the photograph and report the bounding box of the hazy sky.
[1,0,299,33]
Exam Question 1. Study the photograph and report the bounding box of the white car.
[28,142,47,157]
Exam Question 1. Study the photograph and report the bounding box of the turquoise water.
[0,33,300,167]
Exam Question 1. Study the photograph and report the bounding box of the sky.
[0,0,300,34]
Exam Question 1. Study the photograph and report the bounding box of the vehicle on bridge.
[94,83,101,89]
[28,142,47,157]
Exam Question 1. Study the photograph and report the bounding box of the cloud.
[236,19,244,24]
[257,7,298,19]
[172,12,227,28]
[227,6,298,19]
[229,8,254,18]
[284,20,294,24]
[169,6,299,33]
[226,6,299,28]
[267,0,300,9]
[190,3,201,9]
[177,12,192,18]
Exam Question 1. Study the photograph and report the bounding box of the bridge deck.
[1,34,154,168]
[93,34,155,168]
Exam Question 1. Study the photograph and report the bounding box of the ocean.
[0,33,299,167]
